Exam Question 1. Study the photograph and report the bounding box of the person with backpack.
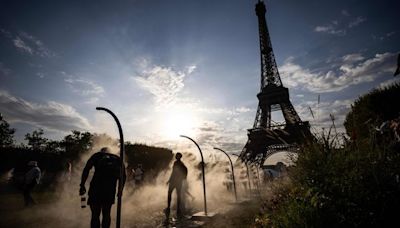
[79,147,126,228]
[164,152,188,221]
[23,160,41,206]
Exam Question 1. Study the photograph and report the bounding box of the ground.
[0,183,263,228]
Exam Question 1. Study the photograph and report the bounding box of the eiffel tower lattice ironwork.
[239,0,311,165]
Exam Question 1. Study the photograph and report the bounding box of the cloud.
[195,106,253,116]
[134,64,195,107]
[1,29,55,57]
[314,11,366,36]
[373,31,396,41]
[36,72,45,79]
[131,60,252,152]
[64,77,105,104]
[235,107,252,113]
[280,52,397,93]
[296,99,353,135]
[314,25,346,36]
[13,36,34,54]
[377,78,400,89]
[187,65,197,74]
[64,78,105,96]
[342,53,365,63]
[0,90,91,132]
[348,16,366,28]
[193,120,246,153]
[341,9,350,16]
[0,62,11,76]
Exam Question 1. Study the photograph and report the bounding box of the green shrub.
[259,130,400,227]
[257,83,400,227]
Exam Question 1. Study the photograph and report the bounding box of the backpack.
[96,153,121,179]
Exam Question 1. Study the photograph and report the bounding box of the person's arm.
[36,168,41,184]
[118,162,126,197]
[121,162,126,187]
[80,154,95,195]
[183,163,188,179]
[167,162,176,185]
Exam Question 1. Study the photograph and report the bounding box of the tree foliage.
[125,142,173,181]
[0,114,15,147]
[62,130,93,161]
[25,128,47,150]
[0,116,174,187]
[344,82,400,140]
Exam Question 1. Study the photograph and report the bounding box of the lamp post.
[96,107,125,228]
[180,135,207,215]
[251,164,262,197]
[213,147,237,202]
[254,165,261,189]
[231,154,252,196]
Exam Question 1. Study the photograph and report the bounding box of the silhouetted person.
[79,147,126,228]
[134,164,144,187]
[23,161,41,206]
[164,152,187,220]
[64,161,72,182]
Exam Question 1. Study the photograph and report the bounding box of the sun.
[160,108,199,139]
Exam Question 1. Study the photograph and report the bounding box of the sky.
[0,0,399,162]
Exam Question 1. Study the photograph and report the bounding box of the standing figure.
[79,147,126,228]
[23,161,41,206]
[128,166,136,189]
[65,161,72,182]
[134,164,144,188]
[164,152,187,220]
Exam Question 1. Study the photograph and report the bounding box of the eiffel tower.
[239,0,311,165]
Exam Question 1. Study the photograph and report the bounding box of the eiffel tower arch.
[239,0,312,165]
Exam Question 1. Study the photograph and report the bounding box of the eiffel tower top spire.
[255,0,283,90]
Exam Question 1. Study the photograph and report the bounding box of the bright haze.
[0,0,399,155]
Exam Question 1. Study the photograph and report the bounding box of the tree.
[344,83,400,140]
[62,130,93,161]
[25,128,48,150]
[45,140,63,154]
[0,114,15,147]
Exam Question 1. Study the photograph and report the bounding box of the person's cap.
[175,152,182,159]
[28,161,38,166]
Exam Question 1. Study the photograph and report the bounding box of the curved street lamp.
[213,147,237,202]
[231,154,252,195]
[179,135,208,215]
[254,164,261,189]
[96,107,125,228]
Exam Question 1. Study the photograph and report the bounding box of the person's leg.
[28,183,36,204]
[101,203,112,228]
[176,184,183,217]
[181,187,188,215]
[167,185,174,209]
[23,186,30,206]
[90,203,101,228]
[28,191,35,204]
[24,183,36,206]
[164,185,174,220]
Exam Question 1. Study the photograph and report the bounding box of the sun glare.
[161,108,199,139]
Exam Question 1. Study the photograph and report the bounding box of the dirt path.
[0,192,261,228]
